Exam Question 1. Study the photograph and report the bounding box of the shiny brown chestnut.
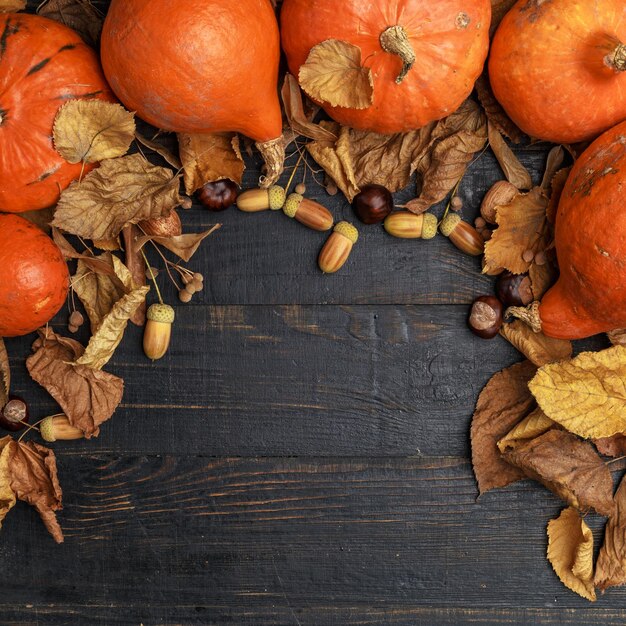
[197,179,239,211]
[0,395,29,432]
[352,184,393,224]
[496,272,533,307]
[468,296,503,339]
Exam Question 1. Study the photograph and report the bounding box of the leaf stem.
[140,248,163,305]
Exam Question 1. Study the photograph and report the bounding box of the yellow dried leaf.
[178,132,245,195]
[497,407,554,453]
[488,122,532,189]
[0,338,9,410]
[529,345,626,440]
[547,507,596,602]
[500,320,572,367]
[0,437,16,531]
[299,39,374,110]
[595,474,626,590]
[53,100,135,164]
[484,186,551,274]
[0,1,25,12]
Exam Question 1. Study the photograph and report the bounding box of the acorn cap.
[147,303,175,324]
[268,185,286,210]
[40,416,56,442]
[440,213,461,237]
[283,193,303,218]
[333,221,358,244]
[421,213,438,240]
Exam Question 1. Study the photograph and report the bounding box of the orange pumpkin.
[0,215,69,338]
[489,0,626,143]
[510,121,626,339]
[0,13,115,213]
[100,0,285,186]
[280,0,491,134]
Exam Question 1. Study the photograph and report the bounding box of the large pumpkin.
[489,0,626,143]
[100,0,285,186]
[0,215,69,338]
[0,13,115,213]
[280,0,491,134]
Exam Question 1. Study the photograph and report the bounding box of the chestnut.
[496,271,533,307]
[352,184,393,224]
[197,179,239,211]
[468,295,503,339]
[0,395,29,432]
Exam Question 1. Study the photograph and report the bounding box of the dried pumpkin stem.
[606,43,626,72]
[506,301,542,333]
[257,135,286,189]
[379,25,416,84]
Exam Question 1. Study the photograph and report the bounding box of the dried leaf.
[38,0,103,47]
[475,74,523,143]
[595,435,626,458]
[529,345,626,440]
[547,507,596,601]
[52,154,182,240]
[0,338,9,410]
[504,429,614,516]
[134,132,181,170]
[299,39,374,110]
[541,146,566,191]
[20,207,55,234]
[134,225,221,263]
[281,73,337,143]
[53,100,135,164]
[546,167,571,224]
[470,361,537,494]
[0,437,16,531]
[497,407,555,453]
[9,441,63,543]
[92,237,120,251]
[122,225,147,327]
[490,0,517,37]
[75,285,149,370]
[488,122,532,190]
[529,260,559,301]
[0,0,25,12]
[500,320,572,367]
[483,186,551,274]
[608,328,626,346]
[595,474,626,590]
[26,328,124,438]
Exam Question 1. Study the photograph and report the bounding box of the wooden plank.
[4,305,604,457]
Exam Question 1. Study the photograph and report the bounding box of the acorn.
[40,415,84,442]
[236,185,285,212]
[440,214,484,256]
[143,303,175,360]
[283,193,333,231]
[384,211,438,239]
[318,221,359,273]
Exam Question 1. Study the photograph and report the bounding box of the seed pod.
[318,221,358,273]
[236,186,285,212]
[40,415,84,442]
[384,211,437,239]
[283,193,333,231]
[440,214,484,256]
[139,210,182,237]
[143,303,175,360]
[480,180,518,224]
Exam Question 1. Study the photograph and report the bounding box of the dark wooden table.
[3,3,625,625]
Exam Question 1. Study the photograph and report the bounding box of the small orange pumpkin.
[281,0,491,134]
[0,215,69,338]
[0,13,115,213]
[489,0,626,143]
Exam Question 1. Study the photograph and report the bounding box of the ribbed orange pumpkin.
[281,0,491,134]
[489,0,626,143]
[0,13,115,213]
[0,215,69,338]
[100,0,285,185]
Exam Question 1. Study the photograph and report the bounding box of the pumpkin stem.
[257,135,286,189]
[379,25,416,84]
[606,43,626,72]
[506,301,542,333]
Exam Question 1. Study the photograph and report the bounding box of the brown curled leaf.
[487,122,532,190]
[475,73,524,143]
[134,131,182,170]
[134,225,221,263]
[37,0,103,47]
[0,437,16,531]
[122,225,147,326]
[0,338,9,410]
[595,474,626,590]
[500,320,572,367]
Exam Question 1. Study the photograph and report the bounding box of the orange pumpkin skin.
[280,0,491,134]
[489,0,626,144]
[0,13,115,214]
[100,0,282,142]
[0,215,69,338]
[538,121,626,339]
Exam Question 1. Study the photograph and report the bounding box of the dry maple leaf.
[529,345,626,440]
[38,0,103,47]
[487,122,532,190]
[500,320,572,367]
[0,338,9,410]
[299,39,374,110]
[52,154,182,240]
[503,429,614,516]
[547,507,596,601]
[475,73,523,143]
[497,407,555,453]
[0,0,25,12]
[26,328,124,438]
[178,132,245,195]
[595,474,626,590]
[134,225,221,263]
[53,100,135,164]
[483,186,551,275]
[470,360,537,494]
[0,437,16,531]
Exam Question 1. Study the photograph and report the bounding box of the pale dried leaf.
[497,407,555,453]
[0,339,9,410]
[595,475,626,590]
[500,320,572,367]
[0,437,16,531]
[299,39,374,110]
[475,74,523,143]
[53,100,135,164]
[135,132,181,170]
[470,361,536,494]
[529,345,626,440]
[134,225,220,263]
[0,0,25,12]
[92,237,120,251]
[38,0,103,47]
[547,507,596,601]
[52,154,182,240]
[488,122,532,190]
[178,132,244,194]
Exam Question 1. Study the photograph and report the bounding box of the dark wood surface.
[2,3,625,625]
